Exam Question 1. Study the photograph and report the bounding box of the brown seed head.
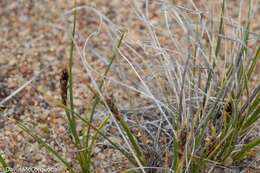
[60,68,68,105]
[106,96,121,120]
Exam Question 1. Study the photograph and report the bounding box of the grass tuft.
[13,0,259,172]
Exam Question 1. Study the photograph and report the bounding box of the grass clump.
[14,0,259,173]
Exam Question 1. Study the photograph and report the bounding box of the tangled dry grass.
[0,0,259,173]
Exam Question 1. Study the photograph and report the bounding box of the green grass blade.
[89,115,109,151]
[247,46,259,80]
[16,121,75,173]
[67,0,80,146]
[200,0,225,119]
[242,107,260,131]
[59,104,137,165]
[172,133,179,172]
[66,2,91,171]
[106,98,145,164]
[118,117,145,164]
[214,0,225,58]
[85,31,126,148]
[249,94,260,114]
[239,84,260,117]
[232,137,260,161]
[0,153,11,173]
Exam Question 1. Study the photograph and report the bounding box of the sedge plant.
[12,0,260,173]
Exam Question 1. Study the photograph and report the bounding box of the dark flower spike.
[60,68,69,105]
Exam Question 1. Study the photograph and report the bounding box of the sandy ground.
[0,0,259,172]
